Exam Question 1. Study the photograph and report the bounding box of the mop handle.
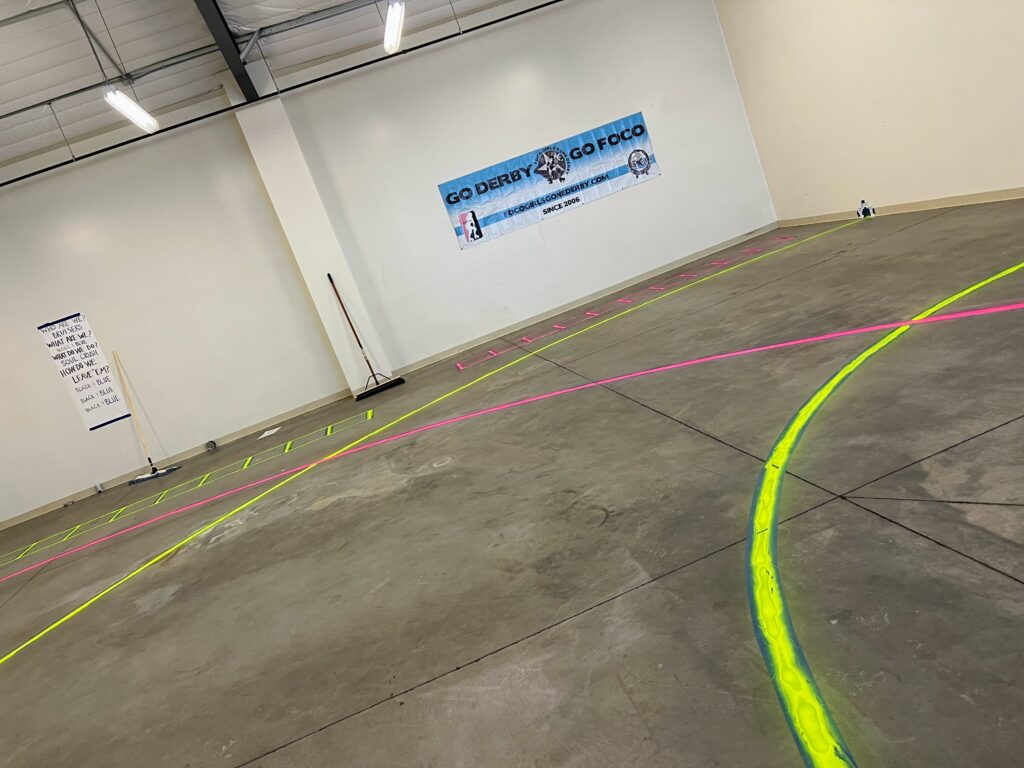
[327,273,378,379]
[112,351,152,461]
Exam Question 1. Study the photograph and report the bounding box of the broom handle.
[327,273,379,380]
[112,351,153,463]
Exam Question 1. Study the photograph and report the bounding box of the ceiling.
[0,0,551,184]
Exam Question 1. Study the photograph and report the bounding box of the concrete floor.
[1,201,1023,767]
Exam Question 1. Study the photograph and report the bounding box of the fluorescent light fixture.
[383,0,406,54]
[103,88,159,134]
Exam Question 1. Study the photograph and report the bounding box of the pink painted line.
[453,253,762,370]
[743,248,764,254]
[0,466,309,585]
[561,316,591,329]
[6,299,1021,586]
[529,329,560,342]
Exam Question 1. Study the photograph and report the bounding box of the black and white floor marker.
[856,199,877,218]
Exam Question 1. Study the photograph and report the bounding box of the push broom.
[112,351,180,484]
[327,273,405,401]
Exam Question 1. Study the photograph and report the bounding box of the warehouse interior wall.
[0,118,346,520]
[282,0,775,371]
[713,0,1024,221]
[0,0,774,521]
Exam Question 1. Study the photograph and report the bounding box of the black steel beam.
[192,0,259,102]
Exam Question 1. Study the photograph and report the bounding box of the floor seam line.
[231,537,747,766]
[232,495,840,767]
[840,412,1024,496]
[0,558,62,614]
[515,245,855,366]
[847,495,1024,508]
[507,209,950,367]
[513,341,842,498]
[843,497,1024,586]
[857,207,952,247]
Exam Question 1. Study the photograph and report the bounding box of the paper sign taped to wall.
[439,112,660,249]
[37,313,130,431]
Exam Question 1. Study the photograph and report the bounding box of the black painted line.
[841,413,1024,497]
[509,335,839,499]
[232,494,838,767]
[844,498,1024,587]
[512,206,953,370]
[847,495,1024,508]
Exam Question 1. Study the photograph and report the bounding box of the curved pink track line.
[5,299,1021,585]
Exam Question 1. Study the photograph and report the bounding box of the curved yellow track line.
[747,257,1024,767]
[0,220,860,668]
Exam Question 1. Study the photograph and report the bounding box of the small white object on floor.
[258,427,281,440]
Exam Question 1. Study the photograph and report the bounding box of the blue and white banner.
[439,112,660,249]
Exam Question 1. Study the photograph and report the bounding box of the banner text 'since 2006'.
[439,112,660,249]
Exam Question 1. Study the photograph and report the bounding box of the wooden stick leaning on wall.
[112,351,180,484]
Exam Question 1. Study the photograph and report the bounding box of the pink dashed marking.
[455,242,788,370]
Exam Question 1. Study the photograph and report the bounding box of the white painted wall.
[0,0,773,520]
[283,0,775,371]
[714,0,1024,220]
[0,118,344,520]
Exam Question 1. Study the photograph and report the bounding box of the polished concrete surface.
[1,201,1022,767]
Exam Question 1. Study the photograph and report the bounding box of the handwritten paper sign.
[37,313,129,431]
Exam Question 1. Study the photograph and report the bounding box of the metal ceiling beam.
[1,0,568,190]
[192,0,259,102]
[65,0,125,79]
[0,0,86,30]
[1,0,397,124]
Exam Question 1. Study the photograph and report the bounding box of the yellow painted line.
[0,411,375,570]
[60,525,83,543]
[282,441,294,454]
[0,221,859,668]
[108,507,128,523]
[240,455,254,470]
[748,257,1024,767]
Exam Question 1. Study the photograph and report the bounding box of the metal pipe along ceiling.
[0,0,424,124]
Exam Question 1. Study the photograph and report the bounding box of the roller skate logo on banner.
[534,147,569,183]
